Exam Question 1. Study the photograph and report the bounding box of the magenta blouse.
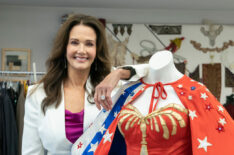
[65,109,84,144]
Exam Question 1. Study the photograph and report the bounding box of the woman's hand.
[94,68,131,111]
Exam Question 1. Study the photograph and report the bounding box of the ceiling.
[1,0,234,24]
[1,0,234,11]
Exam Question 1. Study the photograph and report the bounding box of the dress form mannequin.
[144,50,183,84]
[133,50,184,115]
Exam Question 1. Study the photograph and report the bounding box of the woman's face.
[66,24,97,73]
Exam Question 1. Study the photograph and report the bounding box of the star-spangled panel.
[200,92,208,100]
[189,110,198,120]
[88,142,98,153]
[219,118,226,126]
[99,125,106,134]
[218,106,224,112]
[81,82,142,154]
[197,136,212,152]
[103,130,113,143]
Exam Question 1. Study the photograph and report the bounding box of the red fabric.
[172,76,234,155]
[94,118,119,155]
[140,79,168,113]
[118,104,191,154]
[95,75,234,155]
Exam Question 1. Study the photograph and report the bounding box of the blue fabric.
[82,82,141,155]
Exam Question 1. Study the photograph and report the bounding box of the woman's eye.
[86,42,94,47]
[71,41,79,45]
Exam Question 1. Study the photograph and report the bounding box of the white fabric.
[22,80,100,155]
[22,68,147,155]
[118,64,149,82]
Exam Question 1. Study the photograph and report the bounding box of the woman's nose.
[77,44,85,53]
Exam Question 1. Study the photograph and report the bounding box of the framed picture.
[1,48,31,72]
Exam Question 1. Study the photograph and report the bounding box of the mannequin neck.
[143,50,183,84]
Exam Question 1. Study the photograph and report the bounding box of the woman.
[22,14,135,155]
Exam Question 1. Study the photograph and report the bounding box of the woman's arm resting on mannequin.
[94,64,148,111]
[94,68,131,111]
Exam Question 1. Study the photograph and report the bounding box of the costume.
[71,75,234,155]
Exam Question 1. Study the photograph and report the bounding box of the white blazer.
[22,79,100,155]
[22,64,148,155]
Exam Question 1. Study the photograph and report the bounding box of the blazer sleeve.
[22,86,44,155]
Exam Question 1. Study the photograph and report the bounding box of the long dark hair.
[37,14,111,114]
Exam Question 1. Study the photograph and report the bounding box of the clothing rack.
[0,71,45,75]
[0,71,46,83]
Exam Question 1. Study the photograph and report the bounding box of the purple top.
[65,109,84,144]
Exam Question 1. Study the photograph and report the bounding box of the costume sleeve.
[188,85,234,155]
[22,86,44,155]
[111,64,148,95]
[117,64,149,82]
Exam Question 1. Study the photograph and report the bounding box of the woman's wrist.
[119,66,136,80]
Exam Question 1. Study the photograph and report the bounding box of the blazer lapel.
[83,77,100,131]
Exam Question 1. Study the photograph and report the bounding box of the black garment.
[0,87,18,155]
[189,65,200,82]
[16,84,25,155]
[7,86,19,115]
[175,62,186,74]
[225,67,234,87]
[223,94,234,119]
[109,127,126,155]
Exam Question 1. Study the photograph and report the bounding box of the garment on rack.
[16,84,26,155]
[225,67,234,87]
[71,75,234,155]
[7,87,19,114]
[223,94,234,119]
[0,83,18,155]
[175,62,186,74]
[189,65,200,82]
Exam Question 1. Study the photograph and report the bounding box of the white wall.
[0,5,233,103]
[1,5,234,72]
[106,24,234,104]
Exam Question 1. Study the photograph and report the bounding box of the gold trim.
[165,114,177,135]
[117,103,188,154]
[153,117,160,132]
[159,115,169,139]
[125,115,135,130]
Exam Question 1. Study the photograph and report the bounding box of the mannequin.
[71,51,234,155]
[134,50,184,115]
[144,50,183,84]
